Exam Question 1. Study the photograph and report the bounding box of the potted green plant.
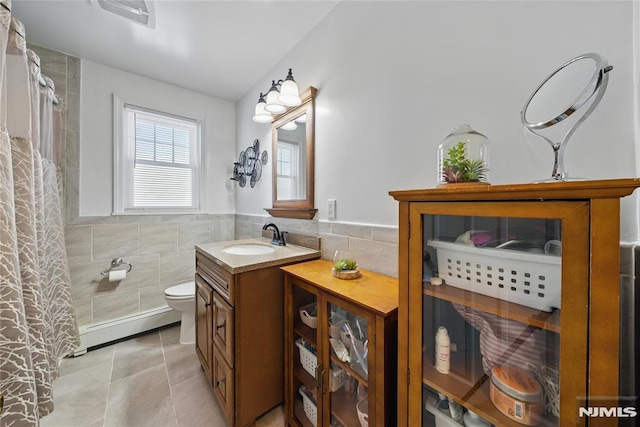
[441,141,489,184]
[332,256,361,280]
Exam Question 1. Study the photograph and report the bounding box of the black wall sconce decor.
[231,139,268,188]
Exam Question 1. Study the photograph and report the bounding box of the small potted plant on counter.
[332,254,361,280]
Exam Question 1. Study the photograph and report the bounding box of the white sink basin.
[222,244,276,256]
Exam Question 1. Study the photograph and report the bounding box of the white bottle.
[463,410,492,427]
[435,326,450,374]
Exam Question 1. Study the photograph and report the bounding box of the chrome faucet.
[262,223,286,246]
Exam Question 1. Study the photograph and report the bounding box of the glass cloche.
[437,124,490,185]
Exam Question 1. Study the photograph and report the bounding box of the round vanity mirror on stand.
[521,53,613,181]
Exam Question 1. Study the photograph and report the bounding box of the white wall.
[80,59,236,216]
[236,1,640,240]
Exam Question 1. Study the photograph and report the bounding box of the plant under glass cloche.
[437,124,490,185]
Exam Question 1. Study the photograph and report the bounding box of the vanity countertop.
[195,238,320,274]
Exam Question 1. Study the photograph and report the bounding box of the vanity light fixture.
[252,68,302,123]
[265,81,287,114]
[280,121,297,131]
[252,93,272,123]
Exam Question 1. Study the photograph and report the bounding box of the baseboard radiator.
[73,306,181,356]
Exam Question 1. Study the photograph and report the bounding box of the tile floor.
[40,325,284,427]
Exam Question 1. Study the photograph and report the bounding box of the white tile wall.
[65,215,234,327]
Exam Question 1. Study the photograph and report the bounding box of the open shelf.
[423,281,561,333]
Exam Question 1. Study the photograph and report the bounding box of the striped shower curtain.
[0,8,79,426]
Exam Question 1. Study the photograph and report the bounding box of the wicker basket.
[428,240,561,311]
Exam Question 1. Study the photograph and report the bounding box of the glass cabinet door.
[324,299,372,427]
[291,283,320,427]
[412,201,589,426]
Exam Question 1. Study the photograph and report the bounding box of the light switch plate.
[328,199,336,220]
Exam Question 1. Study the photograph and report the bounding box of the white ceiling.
[11,0,339,101]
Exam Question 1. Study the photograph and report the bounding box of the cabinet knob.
[216,322,226,331]
[215,379,225,388]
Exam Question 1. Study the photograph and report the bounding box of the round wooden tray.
[332,268,361,280]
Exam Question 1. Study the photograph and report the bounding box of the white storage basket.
[428,240,561,312]
[299,386,317,427]
[296,338,318,377]
[295,339,347,391]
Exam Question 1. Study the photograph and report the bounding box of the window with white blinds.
[276,140,300,200]
[114,99,201,214]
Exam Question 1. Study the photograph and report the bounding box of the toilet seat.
[164,281,195,299]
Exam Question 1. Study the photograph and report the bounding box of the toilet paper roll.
[108,269,127,281]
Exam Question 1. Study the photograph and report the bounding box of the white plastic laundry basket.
[428,240,561,312]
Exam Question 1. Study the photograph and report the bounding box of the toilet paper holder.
[100,258,133,276]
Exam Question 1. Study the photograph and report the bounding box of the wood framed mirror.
[265,86,317,219]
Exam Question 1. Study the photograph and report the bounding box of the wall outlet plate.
[328,199,336,220]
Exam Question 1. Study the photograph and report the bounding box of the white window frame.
[113,96,202,214]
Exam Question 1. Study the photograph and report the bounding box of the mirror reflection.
[276,115,307,200]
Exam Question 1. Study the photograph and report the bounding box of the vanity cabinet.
[281,259,398,427]
[195,241,320,427]
[390,179,640,427]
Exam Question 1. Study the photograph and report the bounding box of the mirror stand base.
[264,208,318,220]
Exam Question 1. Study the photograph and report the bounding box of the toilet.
[164,281,196,344]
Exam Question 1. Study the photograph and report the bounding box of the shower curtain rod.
[38,75,59,105]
